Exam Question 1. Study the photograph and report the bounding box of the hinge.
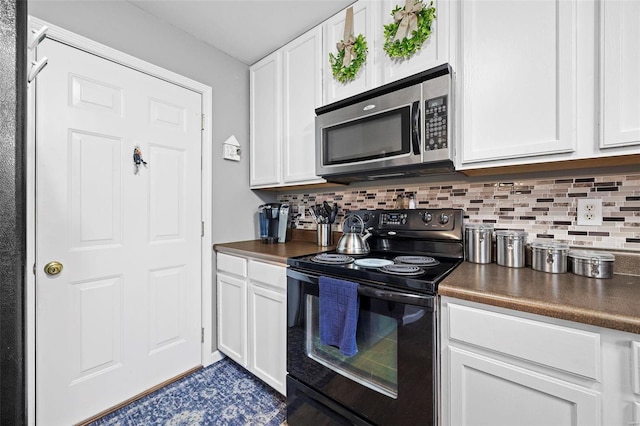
[201,221,205,237]
[201,327,205,343]
[201,114,205,131]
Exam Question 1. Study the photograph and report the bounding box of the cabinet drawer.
[217,253,247,277]
[448,303,601,380]
[249,260,286,291]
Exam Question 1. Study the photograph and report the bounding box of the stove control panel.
[380,212,408,225]
[344,208,464,241]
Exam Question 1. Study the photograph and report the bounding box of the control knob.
[439,213,450,225]
[421,212,432,223]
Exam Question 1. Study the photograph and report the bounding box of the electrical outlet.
[577,198,603,226]
[298,204,305,219]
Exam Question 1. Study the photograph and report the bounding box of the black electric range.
[287,208,465,295]
[286,208,465,426]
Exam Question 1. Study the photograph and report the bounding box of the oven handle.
[287,268,434,309]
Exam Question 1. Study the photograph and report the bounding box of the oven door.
[287,268,437,425]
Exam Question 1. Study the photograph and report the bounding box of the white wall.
[28,0,275,245]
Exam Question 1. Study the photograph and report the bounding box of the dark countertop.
[439,262,640,335]
[214,239,640,335]
[214,239,330,264]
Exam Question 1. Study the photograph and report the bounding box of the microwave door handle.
[411,101,421,155]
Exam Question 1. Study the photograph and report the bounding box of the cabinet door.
[248,282,286,395]
[217,272,247,367]
[282,27,326,185]
[448,347,599,426]
[323,0,377,105]
[458,0,577,166]
[250,51,282,187]
[379,0,451,84]
[600,0,640,149]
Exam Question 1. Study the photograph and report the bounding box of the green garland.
[383,1,436,60]
[329,34,368,83]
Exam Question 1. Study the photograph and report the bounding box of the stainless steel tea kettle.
[336,214,372,255]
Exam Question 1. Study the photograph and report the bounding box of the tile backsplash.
[279,172,640,251]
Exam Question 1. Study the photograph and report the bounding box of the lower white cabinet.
[441,296,640,426]
[216,253,287,395]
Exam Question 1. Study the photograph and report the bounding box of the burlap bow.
[337,7,357,67]
[393,0,424,42]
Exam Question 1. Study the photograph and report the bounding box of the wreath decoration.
[383,0,436,60]
[329,6,368,83]
[329,35,368,83]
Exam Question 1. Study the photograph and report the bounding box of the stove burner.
[311,253,355,265]
[378,264,425,276]
[394,255,440,267]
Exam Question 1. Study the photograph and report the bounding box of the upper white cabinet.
[250,27,325,189]
[323,1,377,104]
[250,52,281,187]
[322,0,453,105]
[457,0,577,166]
[378,0,451,84]
[282,27,325,185]
[600,0,640,149]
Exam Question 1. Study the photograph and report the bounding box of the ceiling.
[128,0,355,65]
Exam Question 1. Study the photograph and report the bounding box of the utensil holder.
[317,224,333,247]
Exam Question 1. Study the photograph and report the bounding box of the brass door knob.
[44,261,63,276]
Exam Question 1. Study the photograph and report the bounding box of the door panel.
[36,38,202,425]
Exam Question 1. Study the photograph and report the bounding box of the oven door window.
[304,294,424,399]
[322,106,411,165]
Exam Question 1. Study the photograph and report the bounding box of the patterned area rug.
[91,358,286,426]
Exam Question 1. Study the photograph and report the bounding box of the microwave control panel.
[424,95,448,151]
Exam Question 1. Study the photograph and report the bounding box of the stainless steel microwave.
[315,64,454,183]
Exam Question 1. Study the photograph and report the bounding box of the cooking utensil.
[330,203,338,223]
[336,214,372,255]
[309,206,318,224]
[323,201,332,220]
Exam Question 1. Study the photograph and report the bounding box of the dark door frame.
[0,0,27,423]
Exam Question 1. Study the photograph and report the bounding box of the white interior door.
[35,38,202,425]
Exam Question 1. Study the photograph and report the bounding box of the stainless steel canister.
[531,241,569,273]
[568,250,615,279]
[464,224,494,264]
[495,230,527,268]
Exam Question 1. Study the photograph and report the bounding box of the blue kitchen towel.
[319,276,359,357]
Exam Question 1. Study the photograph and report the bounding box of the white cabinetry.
[217,253,248,367]
[378,0,451,84]
[441,296,640,426]
[216,252,287,395]
[250,53,281,187]
[457,0,577,167]
[322,0,452,106]
[250,27,325,189]
[322,1,377,105]
[600,0,640,149]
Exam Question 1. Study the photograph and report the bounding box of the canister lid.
[567,250,615,261]
[495,230,527,238]
[531,241,570,252]
[465,223,494,230]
